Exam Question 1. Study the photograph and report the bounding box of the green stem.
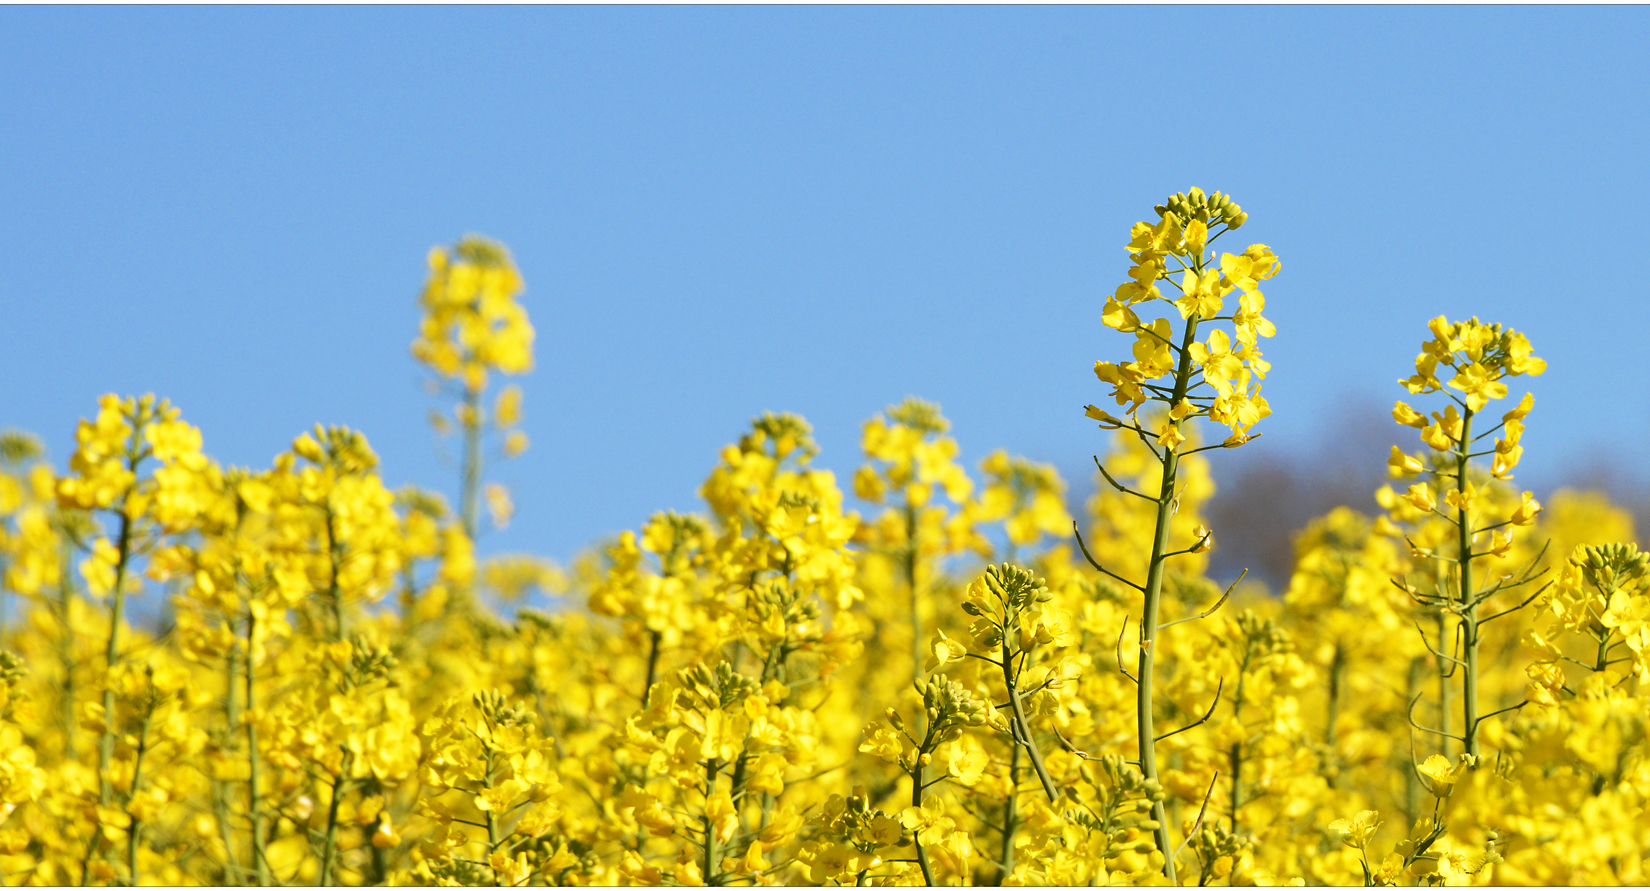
[997,745,1019,885]
[1228,742,1242,833]
[1403,659,1422,826]
[1001,638,1058,803]
[1325,642,1343,747]
[643,630,663,701]
[912,760,935,886]
[324,506,345,642]
[217,651,244,885]
[1456,408,1479,759]
[100,506,134,808]
[484,747,499,859]
[1133,306,1202,884]
[319,751,353,886]
[1594,630,1613,673]
[125,701,154,886]
[56,542,77,760]
[702,758,719,887]
[1229,647,1250,832]
[369,812,388,886]
[212,778,242,886]
[1435,599,1452,759]
[245,613,269,887]
[1325,641,1344,789]
[906,506,921,684]
[461,385,482,542]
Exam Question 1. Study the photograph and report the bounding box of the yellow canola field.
[1,201,1647,886]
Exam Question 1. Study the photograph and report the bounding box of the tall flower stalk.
[1076,188,1278,880]
[1389,317,1548,759]
[412,236,535,543]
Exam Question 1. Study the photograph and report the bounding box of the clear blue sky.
[4,6,1648,568]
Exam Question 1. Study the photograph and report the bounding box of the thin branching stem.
[1161,569,1242,629]
[1072,523,1145,593]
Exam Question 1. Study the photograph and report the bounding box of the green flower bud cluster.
[454,236,512,268]
[885,397,950,435]
[751,577,791,608]
[1573,542,1648,595]
[1068,800,1159,839]
[514,606,554,631]
[472,688,533,728]
[1066,756,1168,862]
[395,485,452,521]
[1096,753,1166,804]
[1156,187,1246,230]
[774,491,822,514]
[0,431,43,465]
[980,562,1054,613]
[678,661,759,711]
[752,578,825,643]
[920,674,989,743]
[306,423,380,473]
[348,633,399,686]
[1233,609,1293,660]
[1478,829,1505,871]
[0,650,25,686]
[427,857,493,886]
[742,412,819,463]
[818,785,902,853]
[1188,822,1251,877]
[1102,810,1165,861]
[653,512,709,573]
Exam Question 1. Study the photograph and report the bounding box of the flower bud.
[372,816,401,849]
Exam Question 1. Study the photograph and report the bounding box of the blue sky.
[3,6,1648,569]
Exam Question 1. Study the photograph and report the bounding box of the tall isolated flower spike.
[1078,187,1278,882]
